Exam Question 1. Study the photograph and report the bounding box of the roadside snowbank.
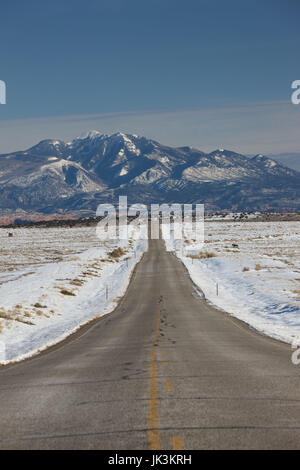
[165,228,300,345]
[0,230,147,364]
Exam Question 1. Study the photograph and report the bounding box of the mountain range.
[0,131,299,216]
[266,153,300,172]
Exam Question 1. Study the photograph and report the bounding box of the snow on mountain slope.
[7,159,102,192]
[0,132,299,213]
[251,154,297,177]
[183,149,263,182]
[268,153,300,172]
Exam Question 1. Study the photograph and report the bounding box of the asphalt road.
[0,238,300,450]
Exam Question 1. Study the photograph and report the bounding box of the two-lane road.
[0,238,299,449]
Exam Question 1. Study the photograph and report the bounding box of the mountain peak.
[209,148,232,155]
[252,154,278,167]
[77,130,103,140]
[252,153,268,161]
[26,139,67,157]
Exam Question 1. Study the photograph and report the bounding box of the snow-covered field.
[165,220,300,345]
[0,225,147,364]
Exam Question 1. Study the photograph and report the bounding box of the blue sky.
[0,0,299,153]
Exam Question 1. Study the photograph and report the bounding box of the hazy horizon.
[1,101,300,157]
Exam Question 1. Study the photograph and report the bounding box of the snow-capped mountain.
[0,132,299,214]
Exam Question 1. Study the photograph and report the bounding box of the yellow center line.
[172,435,185,450]
[148,301,161,450]
[165,380,173,392]
[148,297,185,450]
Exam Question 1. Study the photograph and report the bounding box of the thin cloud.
[0,101,299,155]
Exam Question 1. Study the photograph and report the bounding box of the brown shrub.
[60,289,76,296]
[108,247,126,259]
[187,251,216,259]
[70,279,84,286]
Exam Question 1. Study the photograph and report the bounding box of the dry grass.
[0,310,10,320]
[90,261,101,268]
[108,247,127,259]
[292,289,300,299]
[255,264,263,271]
[68,256,80,261]
[35,310,44,316]
[0,308,35,325]
[69,279,84,286]
[60,289,76,296]
[187,250,217,259]
[33,302,47,308]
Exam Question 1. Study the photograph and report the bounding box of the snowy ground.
[165,220,300,345]
[0,225,147,364]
